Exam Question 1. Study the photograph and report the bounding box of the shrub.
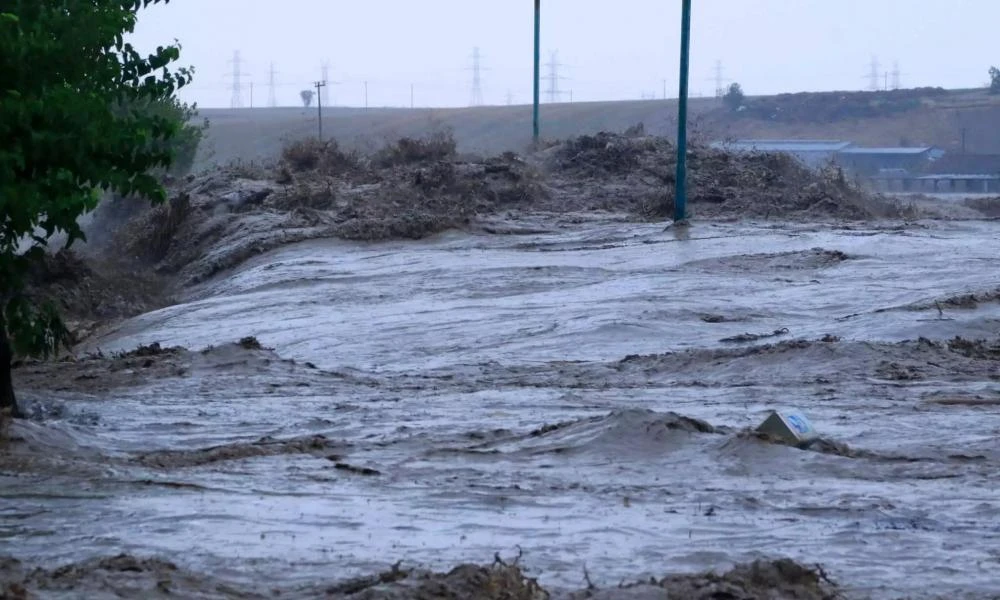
[373,130,457,167]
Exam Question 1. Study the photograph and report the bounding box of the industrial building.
[709,139,853,169]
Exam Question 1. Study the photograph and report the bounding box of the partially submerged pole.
[533,0,541,145]
[673,0,692,222]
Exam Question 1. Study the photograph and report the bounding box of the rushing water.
[3,216,1000,598]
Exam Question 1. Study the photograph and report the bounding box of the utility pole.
[506,90,514,106]
[228,50,245,108]
[532,0,541,144]
[364,81,369,111]
[249,82,254,108]
[663,79,667,100]
[314,80,327,141]
[673,0,692,222]
[410,83,414,108]
[268,63,278,107]
[470,46,484,106]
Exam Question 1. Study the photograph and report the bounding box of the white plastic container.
[755,410,819,445]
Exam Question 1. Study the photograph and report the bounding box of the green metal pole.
[533,0,541,145]
[674,0,692,222]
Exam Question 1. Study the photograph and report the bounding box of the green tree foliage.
[0,0,193,417]
[139,96,208,176]
[723,82,745,112]
[989,66,1000,95]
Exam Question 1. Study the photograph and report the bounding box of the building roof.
[921,154,1000,175]
[711,139,853,153]
[838,147,933,155]
[916,174,1000,180]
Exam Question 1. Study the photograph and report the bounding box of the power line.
[470,46,484,106]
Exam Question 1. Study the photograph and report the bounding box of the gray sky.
[131,0,997,109]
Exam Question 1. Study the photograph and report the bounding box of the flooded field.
[3,215,1000,598]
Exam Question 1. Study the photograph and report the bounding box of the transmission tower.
[228,50,246,108]
[545,51,567,103]
[867,55,881,91]
[891,61,901,90]
[714,60,726,97]
[470,47,484,106]
[506,90,514,106]
[320,61,331,106]
[267,63,278,107]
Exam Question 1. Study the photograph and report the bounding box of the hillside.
[192,87,1000,173]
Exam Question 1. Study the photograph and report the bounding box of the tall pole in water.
[673,0,692,222]
[533,0,541,145]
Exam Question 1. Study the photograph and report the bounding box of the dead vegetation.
[545,130,915,220]
[106,128,925,287]
[372,129,458,167]
[0,553,839,599]
[281,137,361,175]
[135,434,342,469]
[571,558,841,600]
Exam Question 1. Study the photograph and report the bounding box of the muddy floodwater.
[4,216,1000,598]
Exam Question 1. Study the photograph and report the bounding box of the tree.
[141,96,209,176]
[0,1,193,418]
[989,67,1000,95]
[723,82,745,111]
[300,89,315,108]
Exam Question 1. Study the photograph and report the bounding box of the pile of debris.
[544,130,913,220]
[111,131,547,285]
[0,553,840,599]
[30,128,918,317]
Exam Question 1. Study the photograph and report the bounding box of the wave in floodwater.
[4,219,1000,598]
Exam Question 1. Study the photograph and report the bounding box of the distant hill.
[192,87,1000,173]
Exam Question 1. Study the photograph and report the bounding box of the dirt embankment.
[0,553,839,599]
[97,128,926,288]
[19,126,984,339]
[19,250,171,345]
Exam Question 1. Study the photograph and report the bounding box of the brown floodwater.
[3,216,1000,598]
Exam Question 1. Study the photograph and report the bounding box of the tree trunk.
[0,320,21,419]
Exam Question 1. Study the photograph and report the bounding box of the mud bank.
[95,129,941,290]
[19,251,171,345]
[0,554,838,599]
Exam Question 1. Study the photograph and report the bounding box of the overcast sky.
[131,0,997,109]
